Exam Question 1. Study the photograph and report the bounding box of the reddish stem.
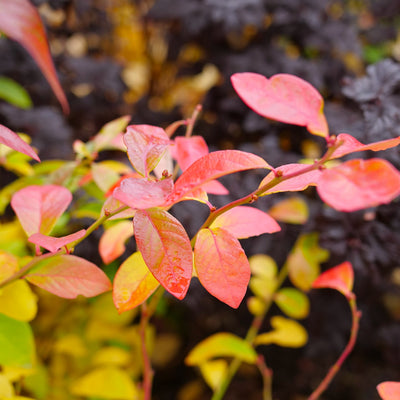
[140,303,154,400]
[308,298,361,400]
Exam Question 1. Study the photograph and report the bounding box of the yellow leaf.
[247,296,266,316]
[268,196,309,224]
[0,251,19,282]
[0,280,38,321]
[70,367,139,400]
[92,347,131,367]
[249,254,277,278]
[255,316,308,348]
[54,334,87,357]
[199,360,227,391]
[0,374,14,398]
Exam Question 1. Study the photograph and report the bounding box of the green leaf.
[0,313,35,367]
[274,288,310,319]
[0,76,32,109]
[255,316,308,348]
[287,233,329,291]
[185,333,257,366]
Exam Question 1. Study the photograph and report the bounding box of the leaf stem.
[185,104,202,138]
[307,297,361,400]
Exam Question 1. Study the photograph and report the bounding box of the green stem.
[308,297,361,400]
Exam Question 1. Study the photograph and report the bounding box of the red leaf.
[113,251,160,313]
[28,229,86,253]
[210,206,280,238]
[317,158,400,211]
[201,180,229,195]
[0,124,40,161]
[25,254,111,298]
[99,221,133,264]
[134,209,193,299]
[259,164,322,194]
[0,0,69,113]
[312,261,354,299]
[377,381,400,400]
[112,177,173,210]
[331,133,400,159]
[231,73,328,137]
[173,136,209,170]
[194,227,250,308]
[124,125,170,177]
[11,185,72,236]
[170,150,271,204]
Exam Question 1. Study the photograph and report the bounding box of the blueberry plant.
[1,1,400,400]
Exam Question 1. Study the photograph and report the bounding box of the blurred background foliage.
[1,0,400,399]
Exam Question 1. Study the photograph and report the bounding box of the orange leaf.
[317,158,400,211]
[231,73,328,137]
[134,209,193,299]
[194,228,250,308]
[25,255,111,298]
[113,251,160,313]
[0,0,69,113]
[99,221,133,264]
[377,381,400,400]
[312,261,354,299]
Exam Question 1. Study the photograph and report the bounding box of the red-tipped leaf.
[331,133,400,159]
[170,150,271,204]
[317,158,400,211]
[210,206,280,238]
[312,261,354,299]
[231,73,328,137]
[124,125,170,177]
[11,185,72,236]
[173,136,209,170]
[134,209,193,299]
[0,0,69,113]
[25,254,111,298]
[28,229,86,253]
[0,124,40,161]
[194,227,250,308]
[99,221,133,264]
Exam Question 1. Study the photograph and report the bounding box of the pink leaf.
[259,164,322,195]
[201,180,229,195]
[194,227,250,308]
[170,150,271,204]
[231,73,328,137]
[112,177,173,210]
[317,158,400,211]
[331,133,400,159]
[312,261,354,299]
[28,229,86,253]
[210,206,280,238]
[0,124,40,161]
[124,125,171,177]
[11,185,72,236]
[134,209,193,299]
[25,254,111,298]
[113,251,160,313]
[377,381,400,400]
[173,136,209,170]
[99,221,133,264]
[0,0,69,113]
